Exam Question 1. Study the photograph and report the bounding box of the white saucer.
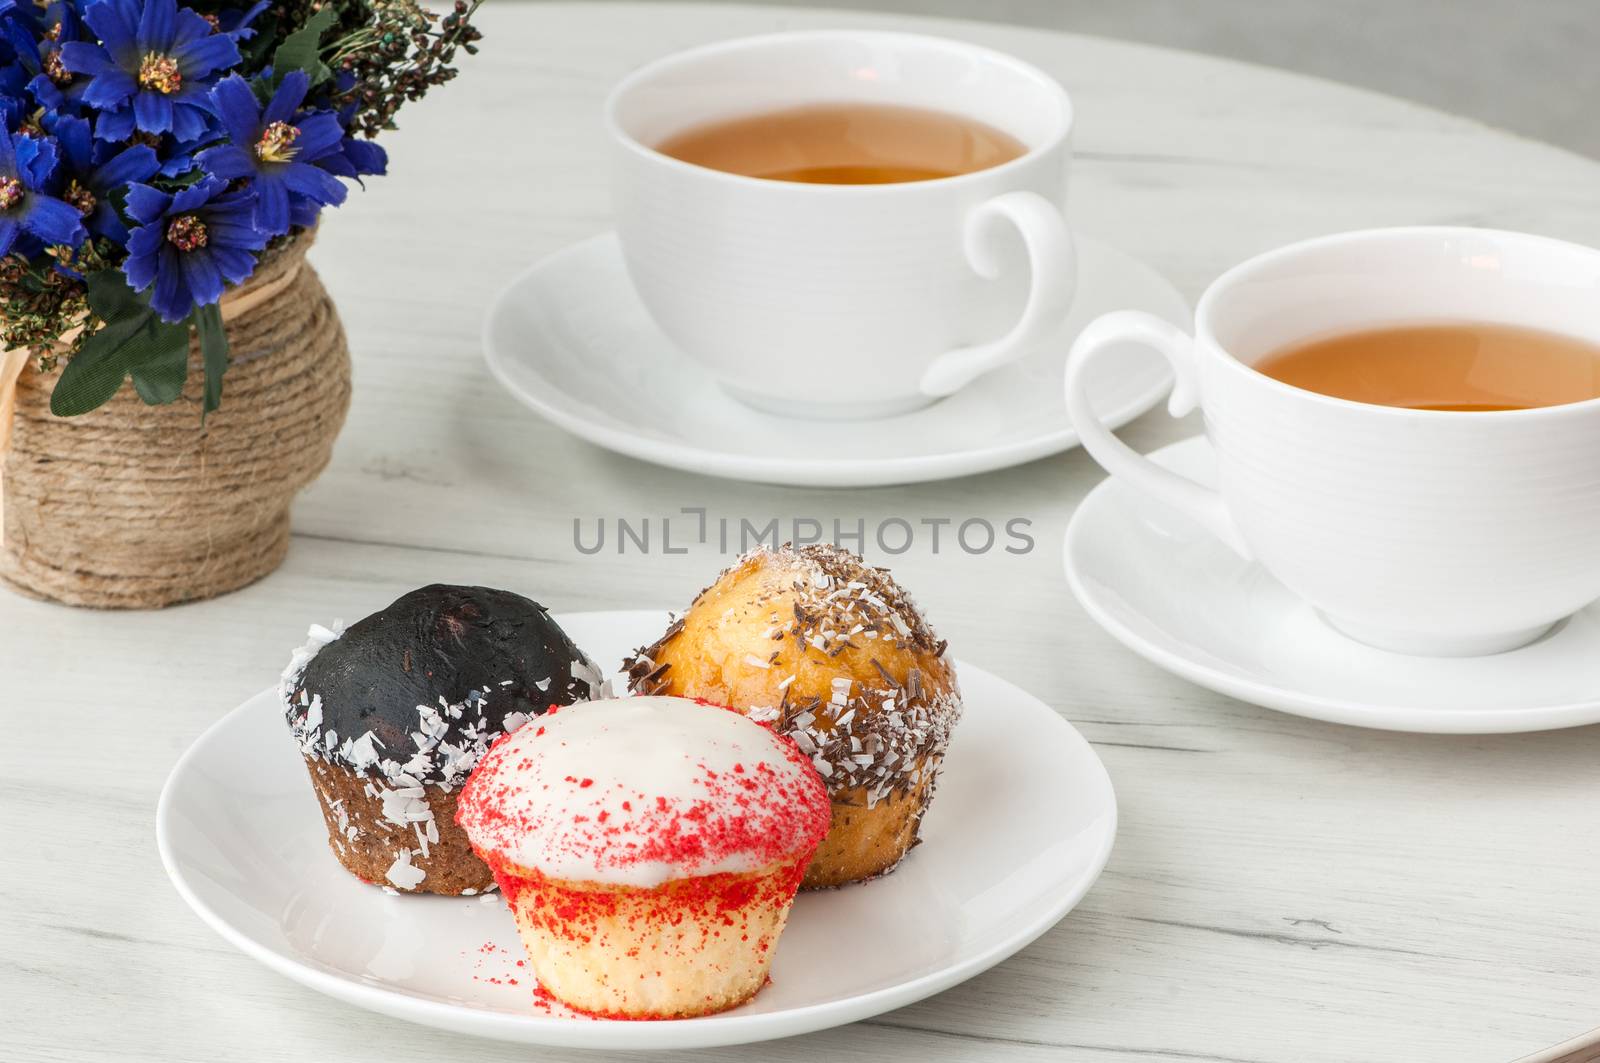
[482,233,1189,487]
[157,610,1116,1049]
[1064,437,1600,734]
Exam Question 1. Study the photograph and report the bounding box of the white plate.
[1064,437,1600,733]
[157,610,1117,1049]
[482,232,1188,487]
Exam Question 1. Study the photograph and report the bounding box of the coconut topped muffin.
[625,543,963,888]
[282,584,607,894]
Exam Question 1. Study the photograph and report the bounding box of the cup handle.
[1064,310,1253,559]
[919,190,1076,398]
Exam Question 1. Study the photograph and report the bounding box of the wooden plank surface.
[4,4,1600,1061]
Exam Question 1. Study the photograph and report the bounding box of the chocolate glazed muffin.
[282,585,608,895]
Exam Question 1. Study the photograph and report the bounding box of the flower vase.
[0,233,350,608]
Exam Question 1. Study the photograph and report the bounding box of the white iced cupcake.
[456,695,831,1019]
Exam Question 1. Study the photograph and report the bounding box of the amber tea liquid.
[1254,322,1600,411]
[654,102,1028,185]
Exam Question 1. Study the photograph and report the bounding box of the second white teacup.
[607,31,1076,420]
[1065,227,1600,658]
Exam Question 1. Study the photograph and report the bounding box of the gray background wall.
[741,0,1600,159]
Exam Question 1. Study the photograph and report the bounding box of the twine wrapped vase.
[0,234,351,609]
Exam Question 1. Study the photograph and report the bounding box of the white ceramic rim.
[1193,225,1600,421]
[603,29,1075,196]
[1062,438,1600,735]
[480,233,1181,488]
[155,625,1119,1048]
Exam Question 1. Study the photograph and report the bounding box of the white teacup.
[606,31,1076,420]
[1064,227,1600,657]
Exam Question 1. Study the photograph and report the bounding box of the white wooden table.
[5,4,1600,1061]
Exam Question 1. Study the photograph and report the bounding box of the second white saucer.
[1064,436,1600,733]
[483,232,1189,487]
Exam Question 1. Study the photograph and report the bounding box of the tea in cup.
[607,31,1077,419]
[1064,227,1600,656]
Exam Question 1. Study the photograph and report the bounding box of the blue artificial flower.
[214,0,267,42]
[0,123,87,256]
[121,174,265,320]
[5,1,92,114]
[60,0,241,142]
[50,114,158,240]
[147,125,221,176]
[316,134,387,185]
[0,4,39,124]
[197,71,346,235]
[317,72,388,185]
[0,93,26,140]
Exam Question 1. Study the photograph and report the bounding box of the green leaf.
[84,268,142,324]
[129,318,191,405]
[270,6,336,87]
[51,310,192,416]
[51,311,152,416]
[195,302,229,418]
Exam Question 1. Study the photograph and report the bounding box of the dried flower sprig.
[0,239,118,370]
[327,0,485,139]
